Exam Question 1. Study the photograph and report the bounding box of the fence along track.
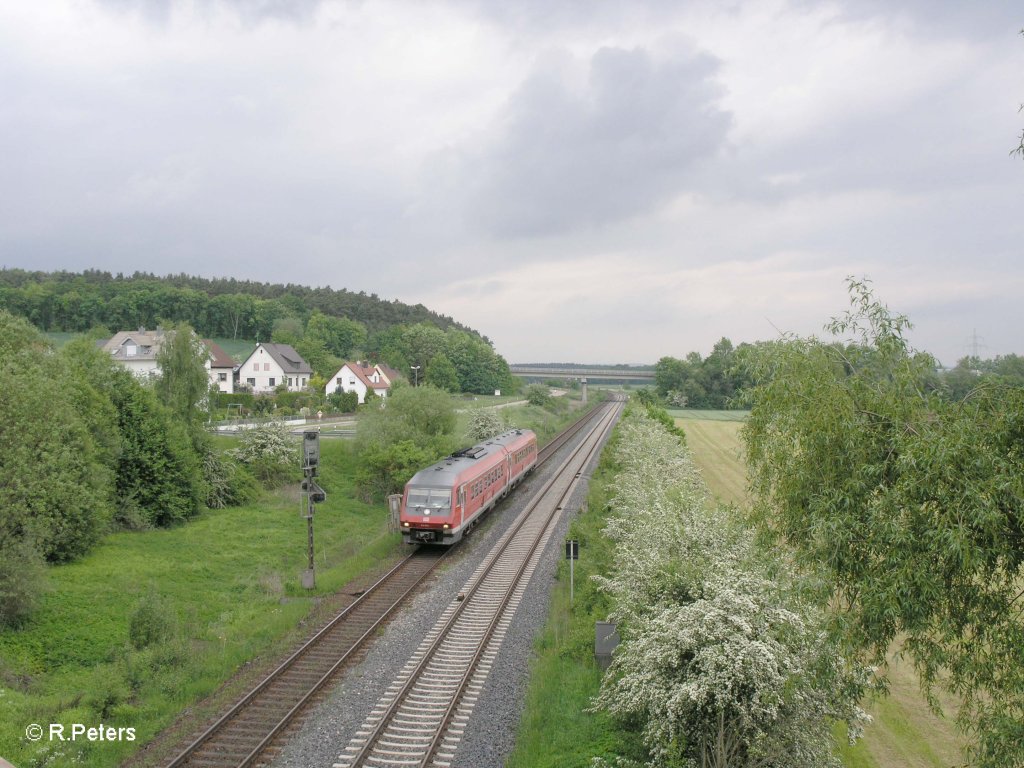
[334,398,624,768]
[163,399,611,768]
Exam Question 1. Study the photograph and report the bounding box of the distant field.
[44,331,80,347]
[676,418,748,506]
[681,415,965,768]
[452,393,526,410]
[208,337,256,361]
[668,408,749,422]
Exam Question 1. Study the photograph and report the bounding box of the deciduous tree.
[425,352,460,392]
[742,279,1024,767]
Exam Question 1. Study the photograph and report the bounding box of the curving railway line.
[334,397,623,768]
[164,398,619,768]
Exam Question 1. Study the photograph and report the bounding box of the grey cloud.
[92,0,327,25]
[818,0,1022,40]
[450,46,732,238]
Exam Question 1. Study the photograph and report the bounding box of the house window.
[264,363,271,371]
[218,372,227,382]
[301,378,306,386]
[253,363,259,371]
[269,378,276,387]
[247,377,256,387]
[125,344,136,357]
[287,378,293,387]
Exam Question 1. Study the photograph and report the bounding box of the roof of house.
[376,363,402,384]
[102,328,167,361]
[202,340,235,369]
[254,343,312,375]
[335,361,391,390]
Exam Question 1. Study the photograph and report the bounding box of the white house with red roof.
[203,339,236,393]
[239,343,313,393]
[327,361,401,403]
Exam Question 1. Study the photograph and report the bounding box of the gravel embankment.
[269,422,612,768]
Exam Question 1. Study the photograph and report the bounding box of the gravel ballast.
[269,418,615,768]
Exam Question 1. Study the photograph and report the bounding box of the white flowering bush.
[227,422,299,486]
[466,408,505,442]
[592,405,870,768]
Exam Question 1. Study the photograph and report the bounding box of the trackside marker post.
[566,538,579,606]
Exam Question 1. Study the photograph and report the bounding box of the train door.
[506,454,513,492]
[458,485,466,527]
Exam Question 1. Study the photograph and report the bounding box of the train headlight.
[403,522,410,527]
[443,524,450,530]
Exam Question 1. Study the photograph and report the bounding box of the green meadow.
[0,438,401,768]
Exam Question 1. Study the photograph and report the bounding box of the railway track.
[333,397,623,768]
[164,398,614,768]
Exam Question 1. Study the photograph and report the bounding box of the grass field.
[676,416,966,768]
[678,418,748,506]
[0,439,403,768]
[667,408,749,422]
[206,337,257,360]
[42,331,81,347]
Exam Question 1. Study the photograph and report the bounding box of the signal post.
[301,430,327,589]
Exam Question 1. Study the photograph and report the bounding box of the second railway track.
[333,397,624,768]
[163,398,616,768]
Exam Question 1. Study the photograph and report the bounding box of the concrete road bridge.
[509,365,655,381]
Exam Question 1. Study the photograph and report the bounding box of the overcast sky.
[1,0,1021,365]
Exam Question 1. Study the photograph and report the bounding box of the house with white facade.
[104,329,237,393]
[102,328,167,379]
[239,343,312,393]
[204,339,236,394]
[327,361,401,403]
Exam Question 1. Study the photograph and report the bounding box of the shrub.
[466,408,504,442]
[526,383,552,407]
[128,591,178,650]
[202,451,259,509]
[0,321,113,561]
[0,541,47,629]
[110,370,203,527]
[211,391,255,410]
[354,440,437,502]
[592,410,868,768]
[228,422,299,487]
[355,385,458,500]
[327,389,359,413]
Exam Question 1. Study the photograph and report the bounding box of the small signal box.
[303,430,320,473]
[565,539,579,560]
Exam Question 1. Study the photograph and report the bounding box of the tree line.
[0,268,480,343]
[269,315,516,396]
[655,337,1024,411]
[653,337,754,409]
[0,269,516,397]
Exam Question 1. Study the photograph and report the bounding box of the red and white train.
[400,429,538,545]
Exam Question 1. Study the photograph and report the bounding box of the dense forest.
[0,268,480,342]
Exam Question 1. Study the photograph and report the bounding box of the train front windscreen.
[406,488,452,515]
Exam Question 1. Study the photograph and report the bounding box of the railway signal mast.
[301,429,326,589]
